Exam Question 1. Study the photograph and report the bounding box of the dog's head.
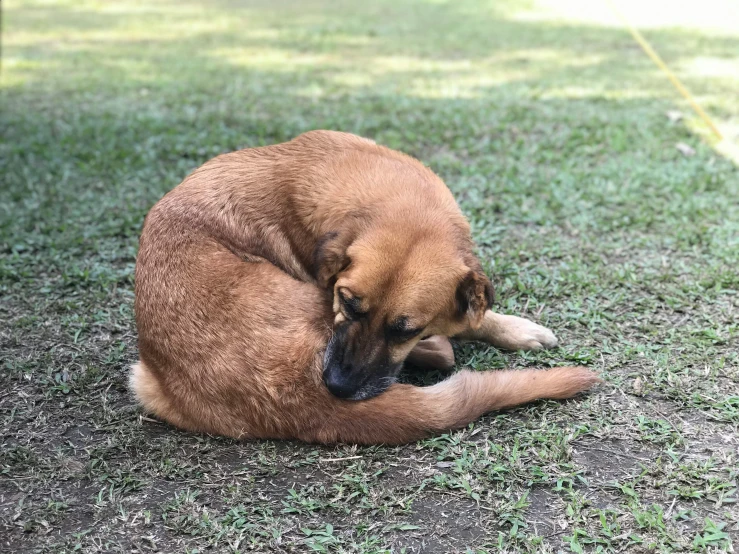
[315,226,493,400]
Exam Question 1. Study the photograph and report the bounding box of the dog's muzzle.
[322,328,398,401]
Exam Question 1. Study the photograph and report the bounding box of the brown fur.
[131,130,600,445]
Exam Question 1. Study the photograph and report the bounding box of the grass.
[1,0,738,551]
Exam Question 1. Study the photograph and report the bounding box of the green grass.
[1,0,738,552]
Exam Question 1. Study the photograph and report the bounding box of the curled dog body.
[131,130,600,444]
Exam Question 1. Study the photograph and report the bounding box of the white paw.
[500,315,559,350]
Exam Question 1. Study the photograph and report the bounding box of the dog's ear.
[456,268,494,329]
[314,230,353,288]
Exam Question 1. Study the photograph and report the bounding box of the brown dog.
[131,131,599,444]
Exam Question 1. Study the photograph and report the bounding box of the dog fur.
[131,130,600,444]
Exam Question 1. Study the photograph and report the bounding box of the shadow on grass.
[5,0,739,98]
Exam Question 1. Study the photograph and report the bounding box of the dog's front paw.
[497,315,559,351]
[406,336,455,371]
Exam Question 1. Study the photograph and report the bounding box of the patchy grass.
[1,0,738,552]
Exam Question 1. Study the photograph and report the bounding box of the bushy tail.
[307,366,602,444]
[130,360,601,445]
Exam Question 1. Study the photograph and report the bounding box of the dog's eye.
[386,318,423,342]
[341,293,364,320]
[397,328,423,340]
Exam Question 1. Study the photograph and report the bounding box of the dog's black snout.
[323,328,362,399]
[323,368,357,399]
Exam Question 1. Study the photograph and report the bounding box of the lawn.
[1,0,738,552]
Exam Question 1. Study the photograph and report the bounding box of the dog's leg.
[455,310,558,351]
[304,365,600,444]
[406,336,455,372]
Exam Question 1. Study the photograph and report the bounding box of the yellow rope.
[605,0,723,140]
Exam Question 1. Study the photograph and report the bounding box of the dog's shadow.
[400,340,465,387]
[399,364,451,387]
[401,340,506,386]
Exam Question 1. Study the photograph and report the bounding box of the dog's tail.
[130,361,190,430]
[307,366,601,445]
[131,359,600,445]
